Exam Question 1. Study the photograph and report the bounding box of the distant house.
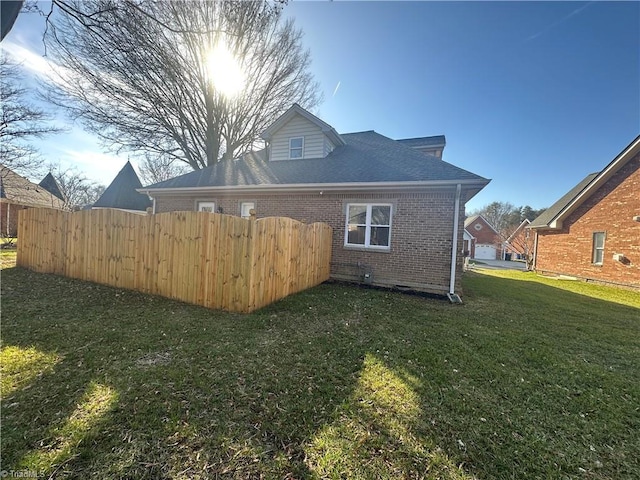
[462,228,475,257]
[464,215,501,260]
[504,218,533,263]
[529,135,640,288]
[138,104,490,297]
[0,165,65,237]
[93,161,152,214]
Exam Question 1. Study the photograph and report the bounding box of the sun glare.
[206,42,245,97]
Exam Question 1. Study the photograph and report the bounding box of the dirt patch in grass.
[135,351,172,368]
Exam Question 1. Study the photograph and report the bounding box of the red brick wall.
[466,217,500,245]
[0,202,28,237]
[154,189,469,294]
[535,153,640,287]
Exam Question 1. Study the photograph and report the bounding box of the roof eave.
[322,127,346,146]
[552,135,640,225]
[261,104,345,146]
[139,178,490,196]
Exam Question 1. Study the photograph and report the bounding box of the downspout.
[448,184,462,303]
[532,230,539,271]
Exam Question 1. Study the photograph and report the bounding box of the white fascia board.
[321,127,346,146]
[138,179,489,196]
[548,219,563,229]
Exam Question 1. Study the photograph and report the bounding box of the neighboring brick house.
[463,215,501,259]
[462,228,475,257]
[504,219,533,263]
[529,135,640,288]
[139,104,490,297]
[93,161,152,213]
[0,165,65,237]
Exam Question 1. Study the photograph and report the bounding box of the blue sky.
[3,1,639,212]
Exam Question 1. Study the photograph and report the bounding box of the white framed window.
[240,201,255,219]
[197,201,216,213]
[592,232,605,265]
[289,137,304,159]
[345,203,392,249]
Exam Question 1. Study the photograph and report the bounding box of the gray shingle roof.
[93,161,152,211]
[39,173,65,201]
[0,165,65,209]
[529,173,599,228]
[144,131,486,190]
[397,135,446,148]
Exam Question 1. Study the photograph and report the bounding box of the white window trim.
[289,136,304,159]
[240,201,255,219]
[592,231,605,265]
[197,201,216,213]
[344,203,393,250]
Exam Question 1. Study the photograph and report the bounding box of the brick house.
[529,135,640,288]
[463,215,501,260]
[139,104,489,297]
[462,228,475,257]
[504,219,533,264]
[0,165,65,237]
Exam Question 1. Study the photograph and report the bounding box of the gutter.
[138,178,489,196]
[447,184,463,303]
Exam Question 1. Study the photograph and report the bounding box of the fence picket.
[17,209,331,313]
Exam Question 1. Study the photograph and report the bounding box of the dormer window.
[289,137,304,159]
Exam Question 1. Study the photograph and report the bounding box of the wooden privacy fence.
[17,208,332,313]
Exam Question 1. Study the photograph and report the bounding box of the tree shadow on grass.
[1,267,480,479]
[379,272,640,478]
[2,267,638,478]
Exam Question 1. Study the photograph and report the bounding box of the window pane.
[290,148,303,159]
[290,137,303,148]
[370,226,390,246]
[594,232,605,248]
[592,232,605,264]
[594,249,603,264]
[348,205,367,224]
[371,205,391,225]
[241,202,255,219]
[347,226,366,245]
[198,202,215,213]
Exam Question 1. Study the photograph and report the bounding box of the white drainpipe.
[449,183,462,297]
[532,230,539,270]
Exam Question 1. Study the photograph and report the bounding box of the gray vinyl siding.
[324,137,336,157]
[270,115,327,161]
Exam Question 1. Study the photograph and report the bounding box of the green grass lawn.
[0,249,17,269]
[1,263,639,479]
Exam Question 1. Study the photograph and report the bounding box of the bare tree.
[43,0,321,170]
[46,163,105,210]
[504,221,536,269]
[138,155,190,186]
[470,201,519,237]
[0,53,60,176]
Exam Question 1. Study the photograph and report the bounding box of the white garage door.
[475,244,497,260]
